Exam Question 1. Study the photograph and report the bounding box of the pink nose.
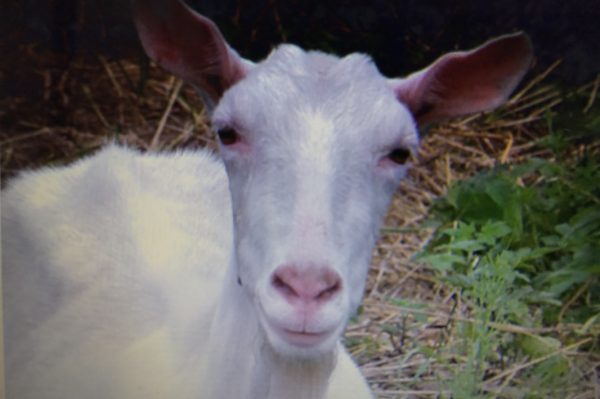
[271,264,342,304]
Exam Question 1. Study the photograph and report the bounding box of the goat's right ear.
[132,0,251,105]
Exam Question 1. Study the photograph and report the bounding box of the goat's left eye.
[387,148,411,165]
[217,128,239,146]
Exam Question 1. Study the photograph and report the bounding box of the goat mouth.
[257,299,342,350]
[275,326,334,348]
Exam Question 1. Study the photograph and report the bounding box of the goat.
[1,0,533,398]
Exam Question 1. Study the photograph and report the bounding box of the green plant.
[418,111,599,395]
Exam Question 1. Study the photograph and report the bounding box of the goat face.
[212,46,418,357]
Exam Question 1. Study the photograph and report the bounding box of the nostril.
[271,264,342,303]
[316,279,341,301]
[272,273,298,298]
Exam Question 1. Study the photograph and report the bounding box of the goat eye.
[387,148,411,165]
[216,128,239,146]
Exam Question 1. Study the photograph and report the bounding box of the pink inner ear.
[132,0,248,103]
[394,32,533,126]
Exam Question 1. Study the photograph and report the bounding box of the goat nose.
[271,264,342,304]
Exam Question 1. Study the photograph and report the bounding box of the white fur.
[2,21,531,398]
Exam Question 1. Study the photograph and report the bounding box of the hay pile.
[1,49,598,398]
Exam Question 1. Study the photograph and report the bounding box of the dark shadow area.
[2,0,599,85]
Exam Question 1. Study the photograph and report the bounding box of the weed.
[418,94,600,396]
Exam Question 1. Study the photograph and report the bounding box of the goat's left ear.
[391,32,533,126]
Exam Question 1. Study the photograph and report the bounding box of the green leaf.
[518,335,561,357]
[479,221,512,244]
[418,253,465,272]
[440,239,486,253]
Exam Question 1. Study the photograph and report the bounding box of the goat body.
[2,1,533,398]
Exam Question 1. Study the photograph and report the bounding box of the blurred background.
[2,0,600,95]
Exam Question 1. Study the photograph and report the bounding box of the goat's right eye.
[216,128,239,146]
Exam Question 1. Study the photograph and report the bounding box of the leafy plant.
[418,103,599,395]
[424,155,599,321]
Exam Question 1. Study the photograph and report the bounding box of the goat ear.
[132,0,250,105]
[392,32,533,126]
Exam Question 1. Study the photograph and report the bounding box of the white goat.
[1,1,533,398]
